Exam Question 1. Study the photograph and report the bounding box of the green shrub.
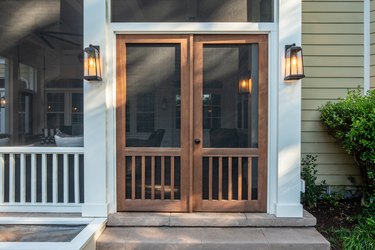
[301,155,326,207]
[319,89,375,203]
[339,216,375,250]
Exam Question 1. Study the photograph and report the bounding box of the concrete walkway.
[97,227,330,250]
[98,211,329,249]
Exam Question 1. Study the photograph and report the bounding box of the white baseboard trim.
[81,203,108,217]
[275,203,303,218]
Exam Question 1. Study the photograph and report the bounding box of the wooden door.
[116,35,190,212]
[193,35,268,212]
[117,34,268,212]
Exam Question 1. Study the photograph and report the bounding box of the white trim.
[364,0,370,92]
[81,203,109,217]
[108,28,277,215]
[0,217,91,225]
[267,30,279,215]
[0,204,81,213]
[275,203,303,218]
[0,147,84,153]
[111,22,277,34]
[0,218,106,250]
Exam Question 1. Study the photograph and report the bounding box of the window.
[203,94,221,129]
[112,0,274,22]
[136,93,155,132]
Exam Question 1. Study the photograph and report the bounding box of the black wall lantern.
[83,45,102,81]
[238,71,252,94]
[284,44,305,81]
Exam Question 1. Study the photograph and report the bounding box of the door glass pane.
[202,44,258,148]
[112,0,273,22]
[126,44,181,147]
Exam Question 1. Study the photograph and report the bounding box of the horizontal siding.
[371,0,375,88]
[302,0,363,186]
[303,34,363,45]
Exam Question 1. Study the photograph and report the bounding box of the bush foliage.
[301,155,326,207]
[319,89,375,203]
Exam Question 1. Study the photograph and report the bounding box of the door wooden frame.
[193,35,268,212]
[116,35,190,212]
[116,34,268,212]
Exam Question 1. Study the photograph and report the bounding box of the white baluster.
[41,154,47,203]
[52,154,58,204]
[74,154,80,204]
[0,154,4,203]
[20,154,26,204]
[63,154,69,203]
[9,154,15,203]
[31,154,36,203]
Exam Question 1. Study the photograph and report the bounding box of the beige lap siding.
[371,0,375,88]
[302,0,363,186]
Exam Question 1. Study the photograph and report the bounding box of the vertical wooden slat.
[63,154,69,203]
[141,156,145,200]
[228,157,232,201]
[20,154,26,203]
[31,154,36,203]
[218,157,222,201]
[161,157,165,200]
[0,154,4,203]
[171,156,175,200]
[238,157,242,201]
[41,154,47,203]
[151,156,155,200]
[131,156,135,200]
[52,154,58,203]
[208,157,213,201]
[74,154,80,204]
[247,157,252,200]
[9,154,15,203]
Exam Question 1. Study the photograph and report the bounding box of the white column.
[82,0,109,217]
[275,0,303,217]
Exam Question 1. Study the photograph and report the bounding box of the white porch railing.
[0,147,84,213]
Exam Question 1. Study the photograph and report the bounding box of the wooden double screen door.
[116,35,268,212]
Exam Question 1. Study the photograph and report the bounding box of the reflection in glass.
[112,0,273,22]
[0,0,84,146]
[125,44,181,147]
[202,44,258,148]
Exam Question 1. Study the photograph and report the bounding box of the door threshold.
[108,211,316,227]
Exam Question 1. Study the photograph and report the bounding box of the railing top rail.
[0,147,84,154]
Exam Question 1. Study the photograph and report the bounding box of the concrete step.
[97,227,330,250]
[107,211,316,227]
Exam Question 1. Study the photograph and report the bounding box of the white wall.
[82,0,304,217]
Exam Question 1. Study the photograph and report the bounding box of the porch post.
[82,0,109,217]
[276,0,304,217]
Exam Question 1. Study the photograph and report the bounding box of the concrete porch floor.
[98,211,330,250]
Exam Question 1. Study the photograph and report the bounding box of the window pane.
[202,44,259,148]
[126,44,181,147]
[112,0,273,22]
[0,0,83,146]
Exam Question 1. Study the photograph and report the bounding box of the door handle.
[194,138,201,144]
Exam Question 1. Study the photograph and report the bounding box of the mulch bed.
[306,198,363,250]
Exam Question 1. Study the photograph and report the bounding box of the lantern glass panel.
[84,46,102,81]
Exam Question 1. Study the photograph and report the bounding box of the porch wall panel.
[302,0,364,186]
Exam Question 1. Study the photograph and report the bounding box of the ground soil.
[306,199,363,250]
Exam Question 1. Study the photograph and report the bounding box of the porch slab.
[107,210,316,227]
[97,227,329,250]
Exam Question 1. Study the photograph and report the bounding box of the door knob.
[194,138,201,144]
